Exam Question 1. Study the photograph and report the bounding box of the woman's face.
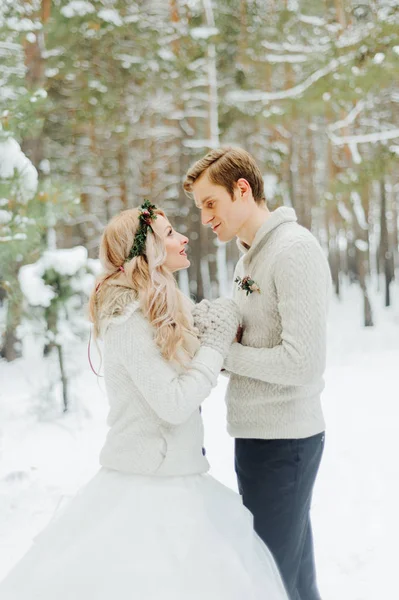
[151,214,190,272]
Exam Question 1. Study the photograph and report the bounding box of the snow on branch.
[0,136,38,203]
[19,247,89,307]
[62,214,104,232]
[329,128,399,146]
[227,53,354,104]
[349,142,362,164]
[351,192,368,230]
[327,100,366,132]
[190,26,219,40]
[183,138,218,149]
[264,54,308,64]
[61,2,95,19]
[299,14,326,26]
[261,40,331,55]
[98,9,123,27]
[0,41,24,58]
[337,201,352,224]
[202,0,216,27]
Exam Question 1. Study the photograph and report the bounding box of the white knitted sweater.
[224,207,332,439]
[99,302,224,476]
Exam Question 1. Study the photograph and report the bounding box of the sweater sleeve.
[118,312,224,425]
[224,239,331,386]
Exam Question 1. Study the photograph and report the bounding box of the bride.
[0,201,288,599]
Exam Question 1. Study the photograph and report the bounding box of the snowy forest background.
[0,1,398,598]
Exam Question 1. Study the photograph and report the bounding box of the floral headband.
[128,200,158,260]
[95,200,158,293]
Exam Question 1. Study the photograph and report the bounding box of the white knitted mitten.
[193,298,241,360]
[191,299,211,337]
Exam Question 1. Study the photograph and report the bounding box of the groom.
[184,147,331,600]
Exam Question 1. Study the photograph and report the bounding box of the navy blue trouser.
[235,433,325,600]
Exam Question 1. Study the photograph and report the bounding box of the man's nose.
[201,210,213,226]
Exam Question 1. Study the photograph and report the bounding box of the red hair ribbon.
[87,329,103,377]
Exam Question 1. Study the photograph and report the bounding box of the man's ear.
[236,178,251,198]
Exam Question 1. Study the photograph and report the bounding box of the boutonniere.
[235,275,261,296]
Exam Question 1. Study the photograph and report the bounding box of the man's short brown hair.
[183,147,266,204]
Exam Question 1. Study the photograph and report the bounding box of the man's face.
[192,173,247,243]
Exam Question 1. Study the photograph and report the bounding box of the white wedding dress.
[0,301,288,599]
[0,467,288,599]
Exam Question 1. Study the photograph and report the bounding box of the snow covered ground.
[0,281,398,599]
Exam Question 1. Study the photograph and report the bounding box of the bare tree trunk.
[301,122,314,231]
[202,0,229,297]
[1,292,23,361]
[239,0,247,63]
[358,255,374,326]
[2,1,51,361]
[328,216,341,298]
[379,176,394,307]
[21,0,49,166]
[287,134,295,208]
[41,0,51,23]
[349,194,374,326]
[284,62,296,208]
[391,184,399,275]
[56,343,69,412]
[118,146,128,209]
[334,0,347,29]
[195,215,205,301]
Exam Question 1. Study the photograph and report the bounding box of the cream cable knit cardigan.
[99,302,224,476]
[224,207,332,440]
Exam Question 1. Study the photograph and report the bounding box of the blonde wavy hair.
[88,207,197,365]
